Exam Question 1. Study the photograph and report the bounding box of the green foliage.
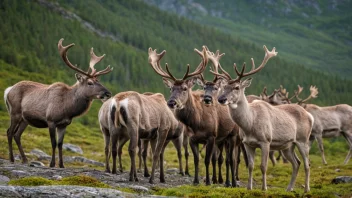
[9,177,54,186]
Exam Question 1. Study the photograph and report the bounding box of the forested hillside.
[0,0,351,128]
[144,0,352,78]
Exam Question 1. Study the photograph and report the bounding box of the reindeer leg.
[13,120,28,164]
[342,131,352,165]
[111,132,118,174]
[211,147,218,184]
[57,127,66,168]
[295,142,310,193]
[128,126,138,182]
[269,151,276,166]
[7,117,21,163]
[101,127,111,173]
[149,129,168,184]
[184,135,190,176]
[232,136,240,187]
[260,144,270,191]
[315,134,327,165]
[172,137,184,176]
[244,144,255,190]
[218,144,224,184]
[160,140,169,183]
[190,139,199,184]
[205,136,215,185]
[48,123,57,168]
[117,133,129,173]
[241,143,248,168]
[281,146,299,192]
[224,142,231,187]
[142,139,150,177]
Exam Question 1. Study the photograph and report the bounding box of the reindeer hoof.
[49,161,55,168]
[119,169,124,173]
[219,178,224,184]
[149,179,154,184]
[135,177,139,182]
[179,172,185,176]
[144,173,150,177]
[224,182,231,187]
[59,164,65,168]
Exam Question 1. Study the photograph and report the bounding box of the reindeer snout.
[167,100,177,109]
[104,92,111,99]
[203,95,213,104]
[218,96,227,104]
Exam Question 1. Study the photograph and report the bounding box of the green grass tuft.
[8,177,54,186]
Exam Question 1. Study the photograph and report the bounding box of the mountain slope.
[143,0,352,78]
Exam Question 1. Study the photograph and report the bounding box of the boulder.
[0,175,10,185]
[30,149,51,160]
[63,143,83,154]
[29,161,45,167]
[331,176,352,184]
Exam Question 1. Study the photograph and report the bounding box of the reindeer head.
[148,46,208,109]
[58,39,113,101]
[195,48,227,105]
[210,45,278,108]
[263,85,290,105]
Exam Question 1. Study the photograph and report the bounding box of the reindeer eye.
[234,86,240,90]
[183,87,187,91]
[88,81,94,86]
[214,87,218,91]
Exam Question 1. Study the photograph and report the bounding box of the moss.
[115,187,138,194]
[8,177,54,186]
[60,175,110,188]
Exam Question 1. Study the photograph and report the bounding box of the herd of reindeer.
[4,38,352,193]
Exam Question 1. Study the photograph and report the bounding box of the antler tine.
[94,65,113,77]
[205,47,225,82]
[182,46,208,80]
[58,38,91,77]
[301,85,318,103]
[89,48,106,76]
[234,45,277,81]
[210,63,232,81]
[262,86,268,97]
[148,47,176,81]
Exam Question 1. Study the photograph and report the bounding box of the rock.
[30,149,51,160]
[63,143,83,154]
[0,185,124,198]
[166,168,178,174]
[73,156,104,167]
[129,185,149,192]
[335,169,341,172]
[332,176,352,184]
[52,175,62,181]
[11,170,29,178]
[0,175,10,185]
[30,161,45,167]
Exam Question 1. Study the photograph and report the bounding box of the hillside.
[143,0,352,78]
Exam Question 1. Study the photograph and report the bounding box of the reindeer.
[149,46,241,187]
[4,39,112,168]
[195,48,249,183]
[281,85,352,165]
[210,45,313,192]
[98,91,183,183]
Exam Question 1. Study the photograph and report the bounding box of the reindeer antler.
[206,48,225,82]
[58,38,113,78]
[295,85,318,104]
[210,45,277,82]
[149,46,208,82]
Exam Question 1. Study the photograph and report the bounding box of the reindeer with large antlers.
[4,38,112,167]
[209,46,313,192]
[281,85,352,165]
[149,46,240,186]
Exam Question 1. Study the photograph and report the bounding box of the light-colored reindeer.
[4,38,113,168]
[210,46,313,192]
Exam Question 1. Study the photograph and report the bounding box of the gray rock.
[63,143,83,154]
[0,175,10,185]
[0,185,124,198]
[73,156,104,167]
[11,170,29,177]
[52,175,62,180]
[166,168,178,174]
[30,149,51,160]
[335,169,341,172]
[332,176,352,184]
[30,161,45,167]
[129,185,149,192]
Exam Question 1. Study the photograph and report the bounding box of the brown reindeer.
[98,91,183,183]
[148,46,240,187]
[4,38,112,168]
[210,45,313,192]
[195,48,249,184]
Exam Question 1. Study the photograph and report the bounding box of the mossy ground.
[8,175,109,188]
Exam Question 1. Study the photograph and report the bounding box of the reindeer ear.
[163,78,173,88]
[75,73,85,83]
[241,78,252,88]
